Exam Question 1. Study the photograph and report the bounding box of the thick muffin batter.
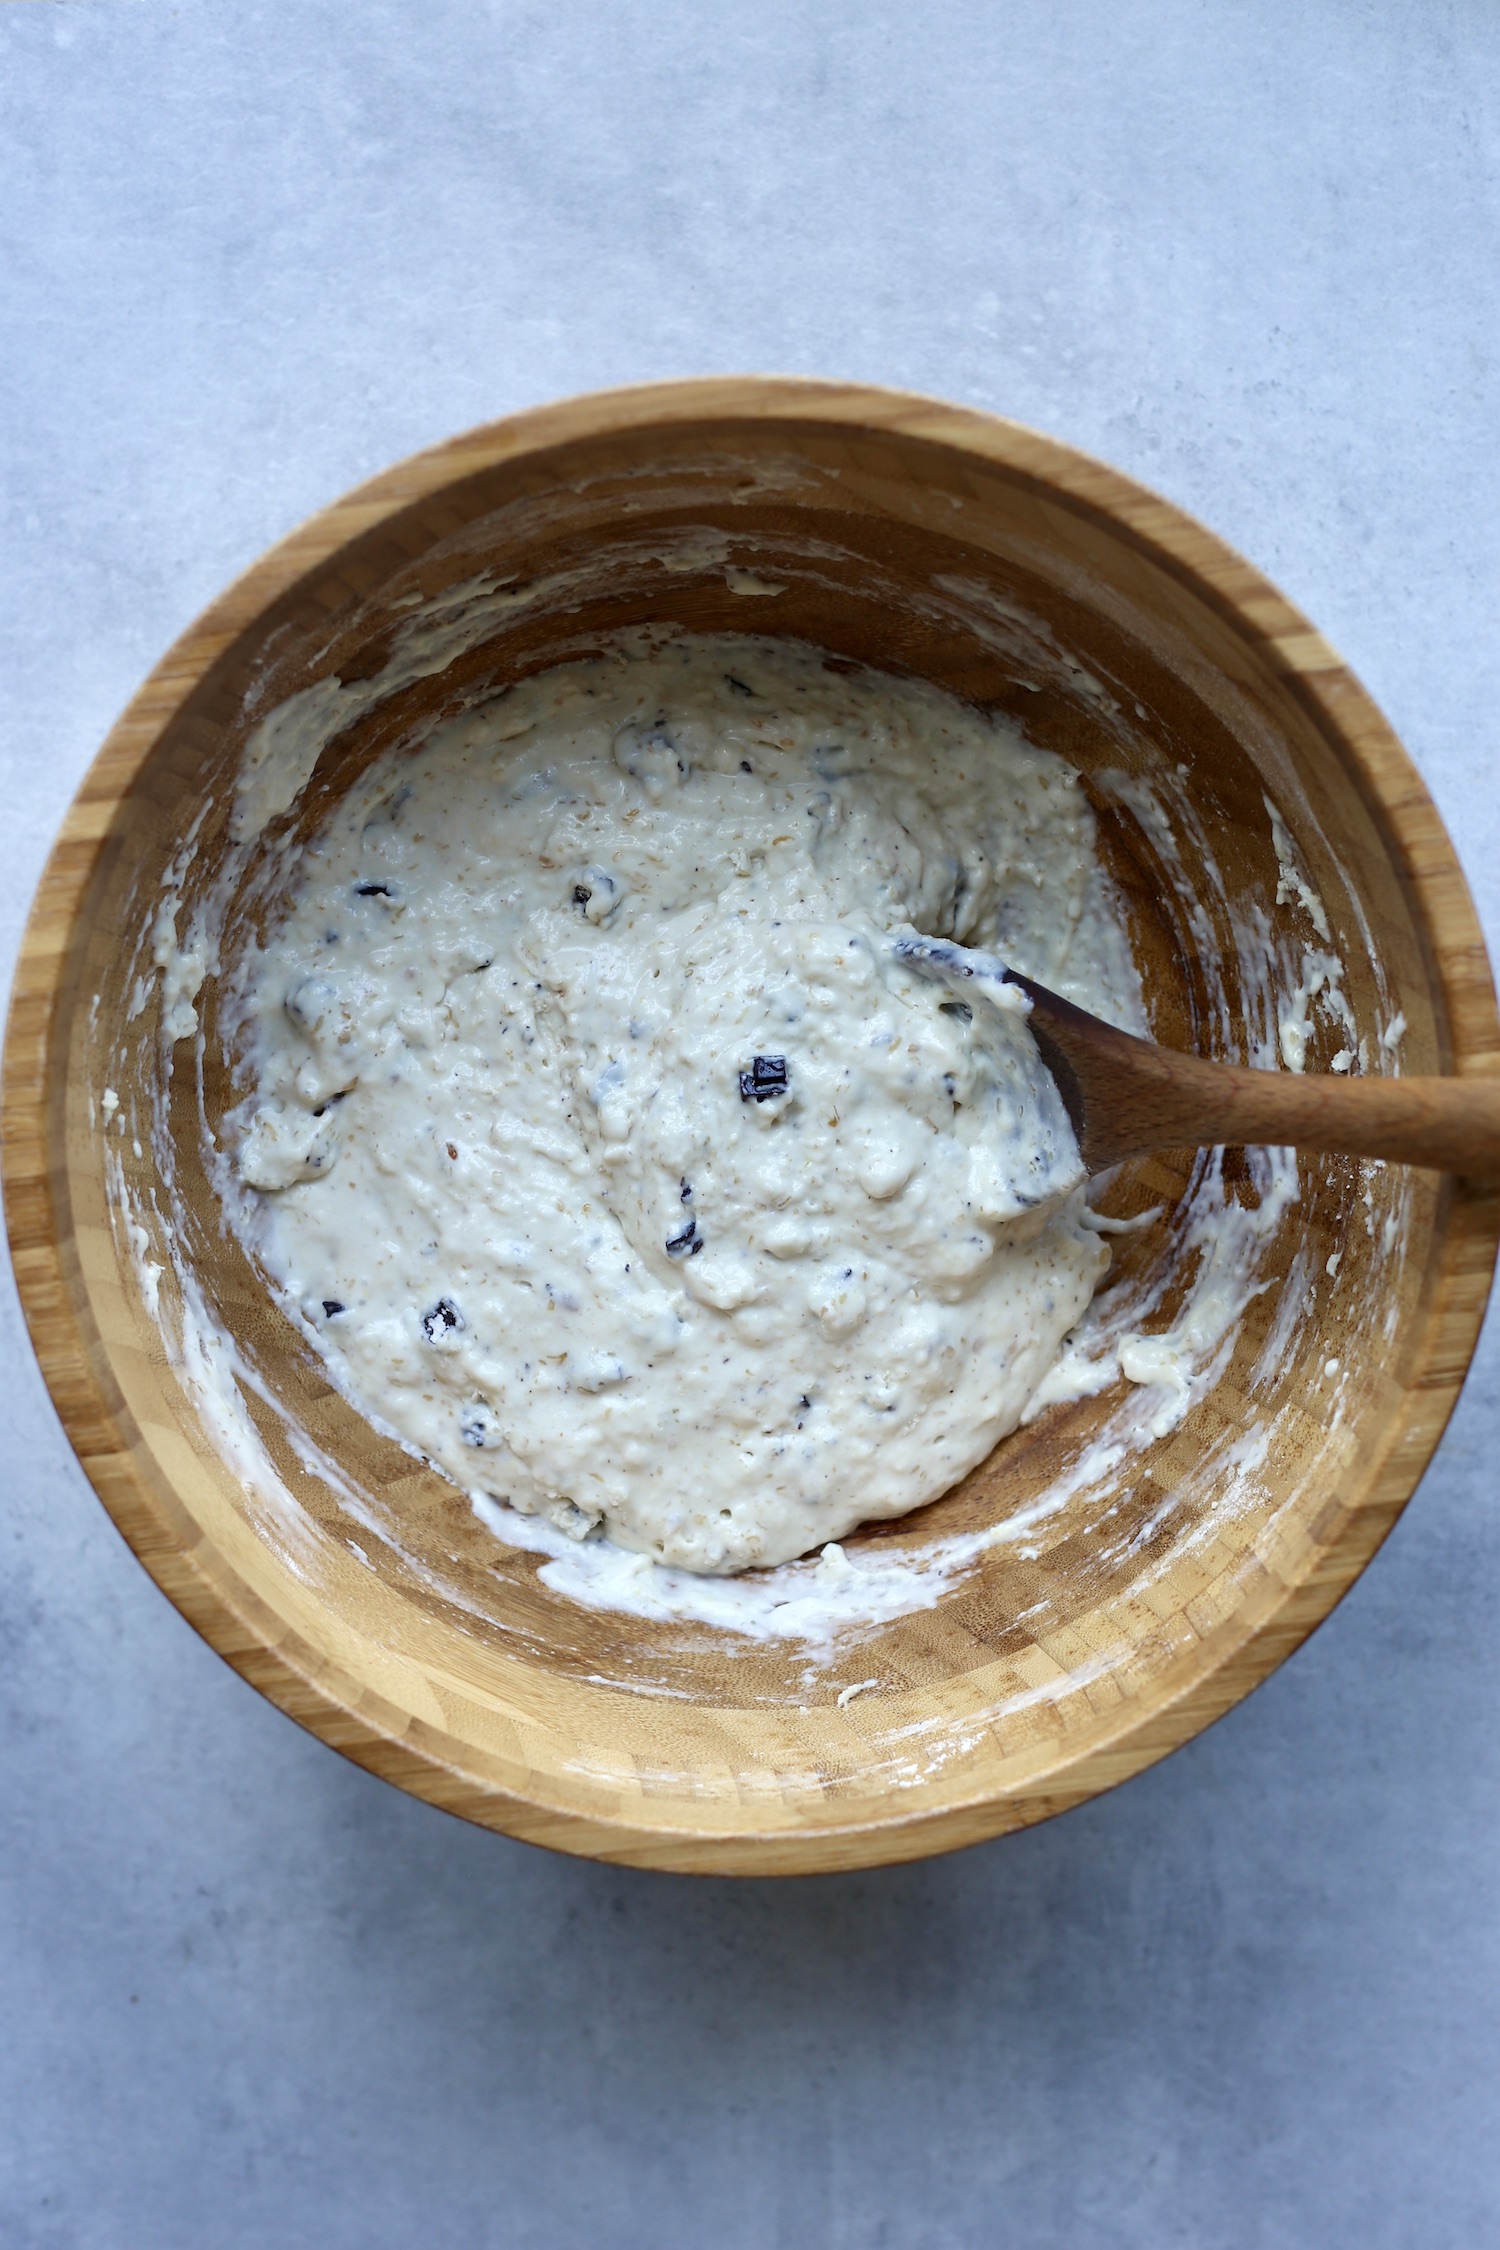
[230,633,1142,1572]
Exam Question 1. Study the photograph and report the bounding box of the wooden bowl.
[8,379,1497,1874]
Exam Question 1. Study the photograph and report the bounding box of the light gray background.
[2,3,1497,2244]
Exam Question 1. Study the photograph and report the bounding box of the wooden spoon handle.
[1017,978,1500,1177]
[1127,1055,1500,1176]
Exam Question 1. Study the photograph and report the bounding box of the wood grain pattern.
[1013,974,1500,1174]
[5,377,1497,1874]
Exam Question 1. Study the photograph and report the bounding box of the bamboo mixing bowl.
[7,379,1497,1874]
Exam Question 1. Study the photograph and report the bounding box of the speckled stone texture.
[2,5,1497,2244]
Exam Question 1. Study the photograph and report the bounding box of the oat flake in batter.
[230,632,1143,1573]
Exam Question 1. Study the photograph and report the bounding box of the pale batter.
[228,632,1143,1573]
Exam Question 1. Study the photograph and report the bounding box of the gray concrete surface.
[2,3,1498,2243]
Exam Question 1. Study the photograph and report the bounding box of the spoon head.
[889,932,1013,989]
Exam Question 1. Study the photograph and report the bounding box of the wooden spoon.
[893,935,1500,1178]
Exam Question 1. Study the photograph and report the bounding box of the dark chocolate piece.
[738,1054,789,1103]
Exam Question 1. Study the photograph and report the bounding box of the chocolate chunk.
[739,1054,789,1103]
[422,1297,464,1340]
[739,759,753,773]
[322,1300,344,1317]
[665,1217,703,1257]
[679,1177,693,1202]
[572,884,592,909]
[725,675,754,697]
[939,1000,972,1023]
[355,882,393,898]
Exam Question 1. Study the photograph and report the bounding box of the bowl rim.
[7,374,1498,1874]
